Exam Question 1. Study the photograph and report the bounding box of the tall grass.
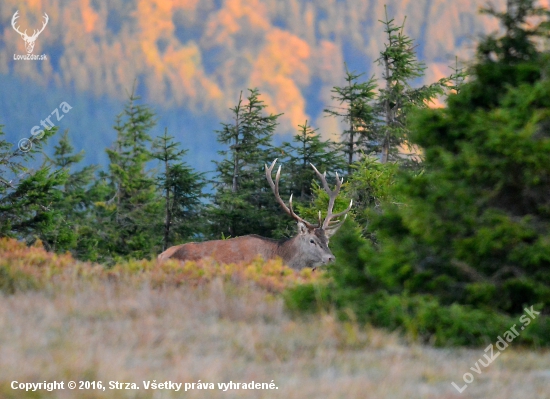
[1,238,549,398]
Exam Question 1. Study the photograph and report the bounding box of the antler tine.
[326,199,353,223]
[265,159,315,229]
[325,214,349,231]
[335,171,344,184]
[311,163,337,225]
[288,193,307,224]
[310,163,332,194]
[31,13,49,38]
[264,159,282,197]
[309,163,352,230]
[11,11,24,36]
[40,13,49,31]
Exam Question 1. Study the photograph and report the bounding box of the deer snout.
[323,254,335,264]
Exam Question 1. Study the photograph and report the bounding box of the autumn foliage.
[2,0,495,132]
[0,237,325,295]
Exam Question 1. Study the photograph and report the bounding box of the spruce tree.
[45,130,97,254]
[375,6,451,164]
[280,120,345,202]
[152,128,206,250]
[209,89,282,238]
[448,56,467,95]
[308,0,550,345]
[0,125,71,249]
[372,0,550,317]
[324,67,377,173]
[98,87,162,261]
[288,1,550,347]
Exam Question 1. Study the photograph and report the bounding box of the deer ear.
[324,226,340,239]
[297,222,309,235]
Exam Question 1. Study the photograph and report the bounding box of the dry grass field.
[0,238,549,399]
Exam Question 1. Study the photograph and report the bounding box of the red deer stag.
[158,159,352,270]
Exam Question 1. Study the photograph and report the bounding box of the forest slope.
[0,0,507,168]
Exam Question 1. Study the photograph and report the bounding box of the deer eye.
[310,239,315,244]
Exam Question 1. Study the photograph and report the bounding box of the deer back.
[158,235,279,264]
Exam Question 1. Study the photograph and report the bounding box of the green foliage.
[388,52,550,314]
[3,0,550,350]
[94,86,163,262]
[45,130,97,255]
[0,123,74,249]
[343,157,399,238]
[297,156,399,243]
[152,128,206,250]
[281,121,345,202]
[375,6,452,164]
[478,0,550,64]
[276,121,347,236]
[286,1,550,347]
[286,220,550,347]
[324,67,378,172]
[448,56,467,94]
[324,8,459,168]
[209,89,286,238]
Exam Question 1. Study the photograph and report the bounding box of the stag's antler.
[265,159,352,231]
[265,159,317,230]
[34,13,49,38]
[12,11,49,38]
[11,11,25,37]
[11,11,49,53]
[310,163,353,230]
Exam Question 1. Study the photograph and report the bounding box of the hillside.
[1,238,549,399]
[2,2,550,397]
[0,0,506,169]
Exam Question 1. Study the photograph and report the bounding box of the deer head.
[12,11,49,54]
[265,159,352,268]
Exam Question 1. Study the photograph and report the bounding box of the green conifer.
[152,128,206,250]
[209,89,283,238]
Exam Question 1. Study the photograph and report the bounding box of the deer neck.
[276,236,301,269]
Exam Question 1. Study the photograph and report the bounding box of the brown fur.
[158,225,334,270]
